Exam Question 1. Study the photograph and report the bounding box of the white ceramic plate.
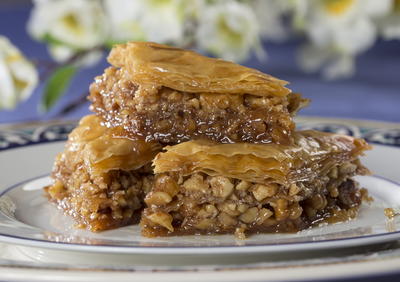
[0,121,400,255]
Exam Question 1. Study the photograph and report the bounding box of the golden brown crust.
[64,115,161,174]
[153,131,371,185]
[108,42,291,97]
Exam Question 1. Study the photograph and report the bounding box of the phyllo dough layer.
[45,115,161,231]
[141,131,371,237]
[107,42,290,96]
[89,42,308,145]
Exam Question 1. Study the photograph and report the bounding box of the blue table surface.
[0,3,399,124]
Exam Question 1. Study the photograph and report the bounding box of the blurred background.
[0,0,399,124]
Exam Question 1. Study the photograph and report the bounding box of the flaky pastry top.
[60,115,160,174]
[108,42,291,97]
[153,131,371,185]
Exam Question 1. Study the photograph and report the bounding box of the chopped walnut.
[147,212,174,232]
[145,191,172,206]
[218,212,237,227]
[239,207,259,223]
[210,176,234,199]
[252,183,278,201]
[182,174,209,192]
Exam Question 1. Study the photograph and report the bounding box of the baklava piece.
[141,131,371,238]
[45,115,160,231]
[89,42,309,145]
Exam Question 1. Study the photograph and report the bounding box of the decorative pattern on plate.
[0,124,76,151]
[362,128,400,146]
[0,196,15,218]
[1,121,399,150]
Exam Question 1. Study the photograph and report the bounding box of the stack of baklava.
[45,42,371,238]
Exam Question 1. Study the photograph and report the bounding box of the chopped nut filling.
[141,164,365,238]
[44,115,159,231]
[89,67,308,145]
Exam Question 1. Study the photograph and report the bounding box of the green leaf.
[42,34,66,46]
[40,65,77,112]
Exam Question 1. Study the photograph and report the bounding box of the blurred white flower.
[378,0,400,40]
[27,0,107,63]
[196,1,263,62]
[251,0,292,42]
[296,0,392,79]
[104,0,187,44]
[23,0,399,82]
[0,36,38,110]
